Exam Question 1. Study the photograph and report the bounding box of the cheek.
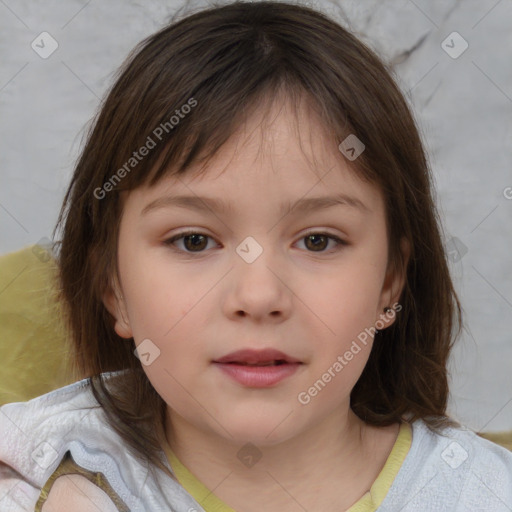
[119,250,192,337]
[123,261,212,359]
[312,267,383,329]
[304,267,383,390]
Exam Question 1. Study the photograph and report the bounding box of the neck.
[164,406,393,511]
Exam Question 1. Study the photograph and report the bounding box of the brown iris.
[183,234,208,251]
[304,234,329,251]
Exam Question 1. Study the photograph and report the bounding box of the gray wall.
[1,0,511,431]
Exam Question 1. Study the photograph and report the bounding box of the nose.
[223,242,292,322]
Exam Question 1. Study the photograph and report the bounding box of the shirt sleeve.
[0,462,42,511]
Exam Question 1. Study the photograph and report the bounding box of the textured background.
[1,0,511,431]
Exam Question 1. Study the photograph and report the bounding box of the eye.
[163,230,347,255]
[296,232,346,253]
[163,231,218,253]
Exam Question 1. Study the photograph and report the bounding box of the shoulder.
[0,374,105,474]
[0,372,134,510]
[412,418,512,471]
[0,370,128,444]
[0,374,98,432]
[42,474,120,512]
[402,419,512,509]
[0,377,97,488]
[448,424,512,502]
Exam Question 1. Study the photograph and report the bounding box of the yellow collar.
[162,421,412,512]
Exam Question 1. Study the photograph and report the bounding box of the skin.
[104,95,409,511]
[42,475,119,512]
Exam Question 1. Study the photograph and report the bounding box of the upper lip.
[213,348,302,364]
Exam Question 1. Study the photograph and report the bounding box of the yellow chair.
[0,243,76,405]
[0,244,510,452]
[478,432,512,451]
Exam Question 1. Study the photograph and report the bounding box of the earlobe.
[102,283,133,339]
[377,237,410,330]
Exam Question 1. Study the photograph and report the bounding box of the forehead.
[121,96,383,214]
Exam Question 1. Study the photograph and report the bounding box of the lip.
[213,362,302,387]
[212,348,303,388]
[213,348,301,365]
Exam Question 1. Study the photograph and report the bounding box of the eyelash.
[163,230,347,255]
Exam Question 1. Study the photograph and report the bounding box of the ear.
[102,276,133,339]
[376,237,410,329]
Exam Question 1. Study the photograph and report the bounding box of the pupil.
[306,234,326,251]
[185,234,207,251]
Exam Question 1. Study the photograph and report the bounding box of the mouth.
[212,349,303,387]
[221,360,290,366]
[212,348,302,365]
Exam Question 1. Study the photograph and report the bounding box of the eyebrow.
[140,193,369,217]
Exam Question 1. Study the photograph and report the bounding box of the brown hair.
[53,0,462,488]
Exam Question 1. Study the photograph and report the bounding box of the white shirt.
[1,371,511,511]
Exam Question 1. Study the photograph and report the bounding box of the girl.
[1,1,511,510]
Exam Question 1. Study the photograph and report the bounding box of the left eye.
[296,232,346,252]
[163,231,346,254]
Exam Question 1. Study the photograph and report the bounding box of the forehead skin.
[122,93,384,237]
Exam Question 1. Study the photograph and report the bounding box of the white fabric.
[0,371,511,511]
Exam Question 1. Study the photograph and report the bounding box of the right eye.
[163,231,219,254]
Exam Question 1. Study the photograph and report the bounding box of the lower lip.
[213,362,301,387]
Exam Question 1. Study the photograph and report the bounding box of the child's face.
[105,99,404,446]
